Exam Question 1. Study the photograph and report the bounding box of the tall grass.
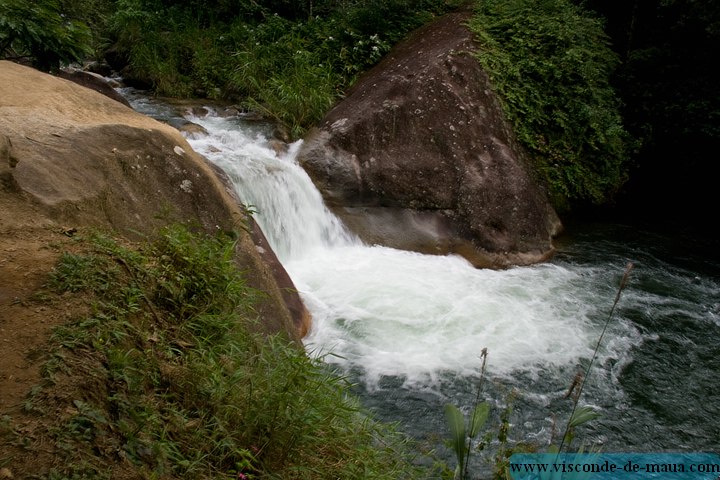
[444,348,490,480]
[30,225,427,479]
[556,262,634,452]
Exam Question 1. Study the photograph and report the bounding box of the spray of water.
[187,116,357,262]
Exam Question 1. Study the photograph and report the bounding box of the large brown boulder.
[0,60,309,339]
[298,12,562,268]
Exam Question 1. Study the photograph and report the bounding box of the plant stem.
[464,347,488,479]
[558,262,634,452]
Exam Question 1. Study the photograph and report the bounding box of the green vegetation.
[2,0,718,215]
[468,0,632,209]
[106,0,461,137]
[101,0,634,202]
[444,348,490,480]
[0,0,94,71]
[0,0,459,135]
[14,226,426,479]
[578,0,720,223]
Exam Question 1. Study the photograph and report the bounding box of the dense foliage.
[468,0,632,209]
[105,0,460,137]
[577,0,720,222]
[0,0,93,71]
[3,0,717,214]
[28,226,427,479]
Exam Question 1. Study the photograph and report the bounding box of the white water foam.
[293,247,645,389]
[186,115,357,262]
[185,114,641,391]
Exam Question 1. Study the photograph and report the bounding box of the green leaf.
[444,404,467,469]
[568,406,601,428]
[468,402,490,438]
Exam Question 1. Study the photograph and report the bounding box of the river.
[124,91,720,474]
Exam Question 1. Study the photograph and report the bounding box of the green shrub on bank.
[32,226,426,479]
[106,0,461,136]
[0,0,93,71]
[468,0,632,209]
[106,0,632,204]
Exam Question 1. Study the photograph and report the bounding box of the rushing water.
[125,93,720,473]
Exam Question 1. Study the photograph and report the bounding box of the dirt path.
[1,237,59,411]
[0,195,71,424]
[0,194,87,475]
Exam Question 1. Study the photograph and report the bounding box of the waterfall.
[118,88,720,459]
[167,107,718,454]
[185,116,357,263]
[183,113,641,389]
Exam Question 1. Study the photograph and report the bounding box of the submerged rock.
[298,12,561,268]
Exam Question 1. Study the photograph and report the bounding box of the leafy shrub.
[0,0,92,70]
[468,0,633,209]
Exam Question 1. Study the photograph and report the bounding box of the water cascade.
[125,91,720,464]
